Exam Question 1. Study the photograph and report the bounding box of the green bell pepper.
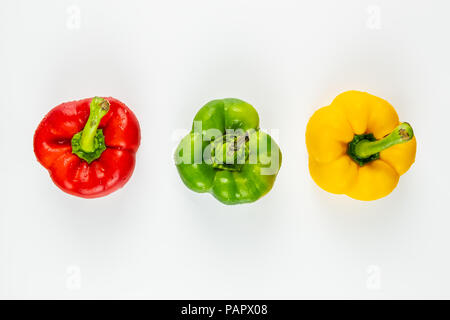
[174,98,282,205]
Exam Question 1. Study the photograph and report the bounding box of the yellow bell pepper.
[306,91,416,201]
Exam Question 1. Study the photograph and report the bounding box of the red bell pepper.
[34,97,141,198]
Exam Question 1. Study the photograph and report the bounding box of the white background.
[1,0,449,299]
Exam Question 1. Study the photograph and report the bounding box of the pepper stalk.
[71,97,110,163]
[211,133,250,171]
[348,122,414,166]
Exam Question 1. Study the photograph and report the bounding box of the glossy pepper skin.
[306,91,416,201]
[175,98,282,205]
[34,97,140,198]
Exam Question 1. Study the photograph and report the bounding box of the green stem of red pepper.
[71,97,110,163]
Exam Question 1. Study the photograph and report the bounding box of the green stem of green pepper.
[211,133,249,171]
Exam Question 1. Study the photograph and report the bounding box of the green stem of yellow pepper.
[354,122,414,159]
